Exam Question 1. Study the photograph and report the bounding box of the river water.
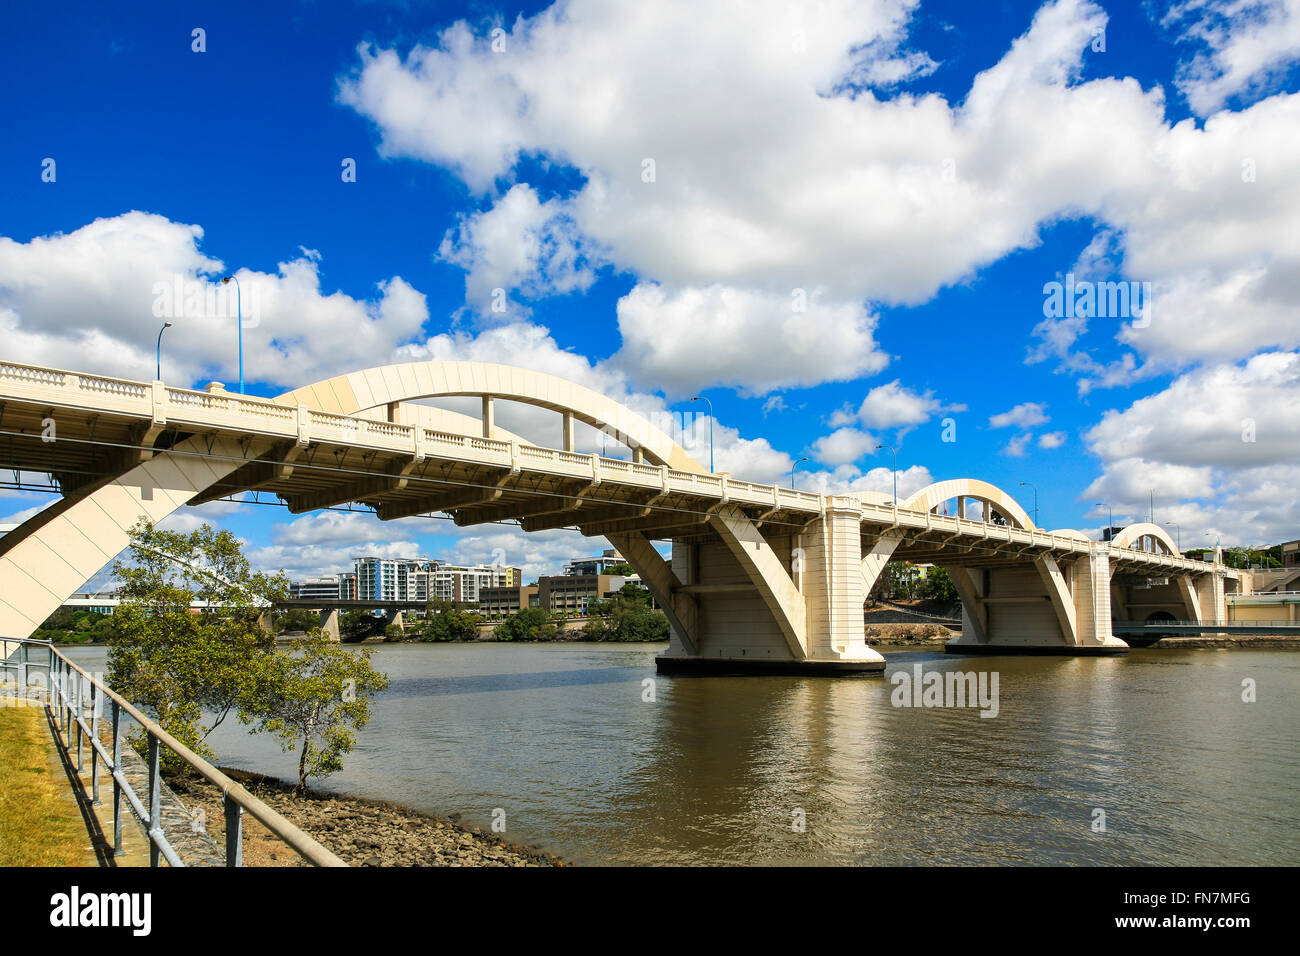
[62,643,1300,866]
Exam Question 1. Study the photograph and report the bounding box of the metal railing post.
[147,733,161,867]
[90,679,101,804]
[224,794,243,867]
[74,670,83,773]
[111,700,123,855]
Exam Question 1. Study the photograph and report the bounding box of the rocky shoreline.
[166,768,567,867]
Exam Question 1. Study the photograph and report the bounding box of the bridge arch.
[273,361,705,473]
[902,478,1037,530]
[1109,522,1181,557]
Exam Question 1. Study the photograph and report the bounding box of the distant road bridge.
[0,359,1246,673]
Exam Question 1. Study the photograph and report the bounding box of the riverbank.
[166,767,567,867]
[864,623,956,646]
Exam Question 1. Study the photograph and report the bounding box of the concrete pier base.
[942,637,1129,656]
[655,655,886,676]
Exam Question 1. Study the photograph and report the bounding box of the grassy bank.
[0,706,91,866]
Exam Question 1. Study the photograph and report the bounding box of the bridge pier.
[944,546,1129,656]
[653,500,885,675]
[320,608,341,641]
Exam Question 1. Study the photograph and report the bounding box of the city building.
[353,556,413,601]
[563,548,628,577]
[479,584,539,620]
[289,575,342,601]
[537,573,631,617]
[350,556,520,604]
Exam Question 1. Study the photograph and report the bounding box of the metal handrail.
[1112,619,1300,628]
[1,638,346,867]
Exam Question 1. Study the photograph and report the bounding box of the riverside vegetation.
[106,520,388,791]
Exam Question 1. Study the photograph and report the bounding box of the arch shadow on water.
[385,666,650,698]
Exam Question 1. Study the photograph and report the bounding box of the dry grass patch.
[0,705,91,866]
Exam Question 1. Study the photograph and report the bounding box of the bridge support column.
[0,434,271,638]
[655,500,883,675]
[320,608,341,642]
[945,547,1127,656]
[257,609,275,637]
[1196,570,1227,631]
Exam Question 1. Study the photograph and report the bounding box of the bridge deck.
[0,360,1223,575]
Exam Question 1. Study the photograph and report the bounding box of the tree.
[869,562,914,601]
[495,607,557,642]
[275,608,320,634]
[583,584,669,641]
[918,566,958,604]
[340,609,385,641]
[605,562,635,576]
[249,633,389,790]
[419,600,483,642]
[107,520,288,760]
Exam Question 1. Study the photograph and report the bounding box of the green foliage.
[494,607,557,642]
[604,562,635,576]
[106,520,286,761]
[419,601,484,642]
[103,519,390,791]
[917,566,958,603]
[36,609,118,644]
[869,562,914,601]
[582,585,670,642]
[340,609,386,641]
[274,608,320,633]
[247,633,389,790]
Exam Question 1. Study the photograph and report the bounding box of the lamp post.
[790,457,809,489]
[1019,481,1039,527]
[1205,531,1220,563]
[1163,521,1181,552]
[875,444,897,508]
[1095,502,1113,540]
[221,275,245,394]
[155,321,172,381]
[690,396,714,473]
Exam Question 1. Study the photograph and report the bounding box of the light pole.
[1204,531,1220,562]
[221,275,245,393]
[790,457,809,489]
[690,396,714,473]
[155,321,172,381]
[876,444,897,508]
[1019,481,1039,527]
[1163,521,1181,552]
[1095,502,1113,540]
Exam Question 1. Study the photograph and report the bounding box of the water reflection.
[63,643,1300,866]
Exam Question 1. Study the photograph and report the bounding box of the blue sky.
[2,0,1298,581]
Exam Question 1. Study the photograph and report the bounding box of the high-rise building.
[350,556,519,604]
[289,575,343,601]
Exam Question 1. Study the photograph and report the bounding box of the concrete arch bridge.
[0,360,1242,674]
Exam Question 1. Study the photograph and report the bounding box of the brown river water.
[63,642,1300,866]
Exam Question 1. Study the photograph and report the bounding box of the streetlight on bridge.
[1163,521,1181,552]
[689,395,714,473]
[1019,481,1039,527]
[155,321,172,381]
[220,275,245,394]
[790,457,809,489]
[875,444,897,507]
